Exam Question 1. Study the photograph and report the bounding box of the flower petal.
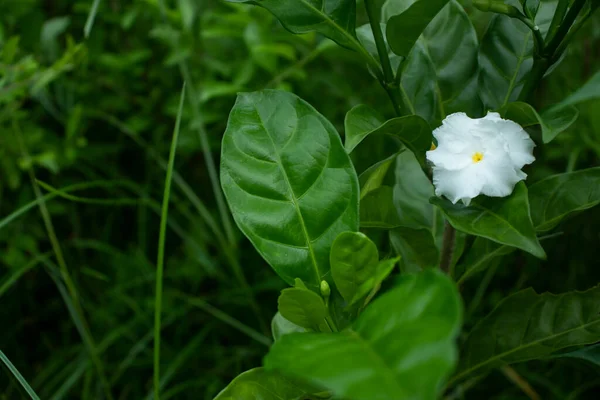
[432,165,484,205]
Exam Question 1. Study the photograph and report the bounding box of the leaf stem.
[154,83,186,400]
[440,222,456,275]
[364,0,403,116]
[501,365,541,400]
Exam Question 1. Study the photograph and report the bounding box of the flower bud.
[320,280,331,299]
[473,0,521,17]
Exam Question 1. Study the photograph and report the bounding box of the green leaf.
[386,0,481,121]
[344,106,432,161]
[271,312,308,342]
[265,269,463,400]
[528,167,600,232]
[385,0,450,57]
[330,232,379,303]
[398,42,437,123]
[550,344,600,368]
[358,153,397,199]
[278,288,327,330]
[221,90,359,288]
[360,186,402,229]
[455,285,600,382]
[431,182,546,259]
[499,101,579,143]
[349,257,400,306]
[478,15,532,110]
[549,70,600,111]
[214,368,318,400]
[456,238,514,284]
[390,227,440,271]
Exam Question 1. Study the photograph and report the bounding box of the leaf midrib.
[453,318,600,382]
[254,105,323,285]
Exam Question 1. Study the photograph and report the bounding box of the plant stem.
[440,222,456,275]
[364,0,403,116]
[501,365,541,400]
[518,56,549,102]
[545,0,588,58]
[154,83,185,400]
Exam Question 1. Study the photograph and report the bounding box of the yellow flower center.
[472,152,484,163]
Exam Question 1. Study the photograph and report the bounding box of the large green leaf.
[344,105,432,161]
[385,0,482,120]
[330,231,379,303]
[528,167,600,232]
[214,368,318,400]
[278,288,328,331]
[430,182,546,259]
[499,101,579,143]
[385,0,450,57]
[398,42,437,123]
[478,1,557,109]
[478,15,532,110]
[455,285,600,382]
[220,90,359,287]
[265,269,462,400]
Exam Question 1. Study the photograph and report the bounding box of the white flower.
[426,112,535,206]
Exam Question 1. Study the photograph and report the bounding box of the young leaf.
[265,269,463,400]
[221,90,359,288]
[386,0,481,121]
[360,186,402,229]
[278,288,327,330]
[455,285,600,382]
[456,238,514,284]
[528,167,600,232]
[431,182,546,259]
[358,153,397,199]
[344,105,432,161]
[349,257,400,306]
[499,101,579,143]
[385,0,451,57]
[330,231,379,303]
[271,312,308,342]
[213,368,319,400]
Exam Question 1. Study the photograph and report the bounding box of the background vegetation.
[1,0,599,399]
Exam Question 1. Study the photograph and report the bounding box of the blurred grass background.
[0,0,599,399]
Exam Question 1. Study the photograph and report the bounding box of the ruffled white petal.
[427,111,535,205]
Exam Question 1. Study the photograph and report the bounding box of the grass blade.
[0,350,41,400]
[84,0,102,38]
[154,82,186,400]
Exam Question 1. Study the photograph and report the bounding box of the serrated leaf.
[330,232,379,303]
[454,285,600,382]
[344,106,432,162]
[431,182,546,259]
[385,0,451,57]
[499,101,579,143]
[271,312,308,342]
[214,368,318,400]
[265,269,463,400]
[278,288,327,330]
[221,90,359,288]
[528,167,600,231]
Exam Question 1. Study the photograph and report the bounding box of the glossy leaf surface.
[271,312,308,342]
[330,231,379,303]
[214,368,317,400]
[431,182,546,259]
[349,257,400,306]
[528,167,600,231]
[265,269,462,400]
[385,0,450,57]
[455,285,600,381]
[278,288,327,330]
[221,90,359,287]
